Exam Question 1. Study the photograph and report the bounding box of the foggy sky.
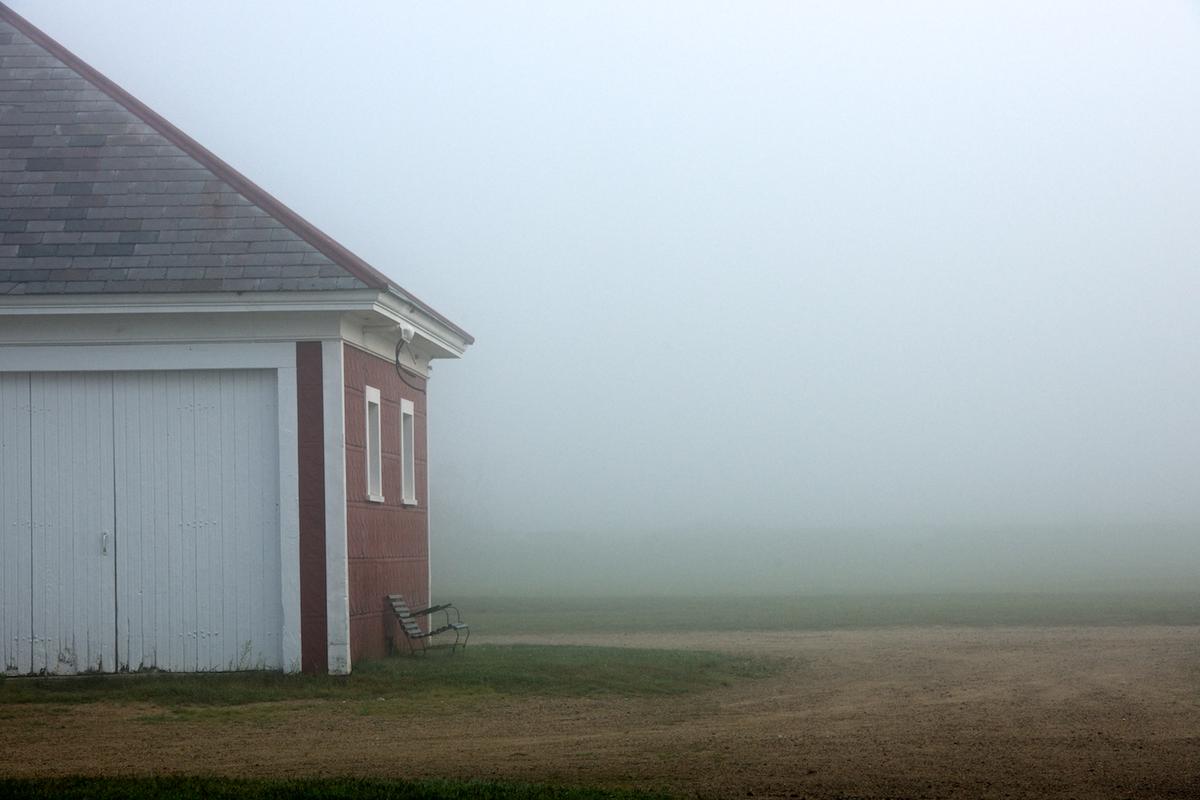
[16,1,1199,593]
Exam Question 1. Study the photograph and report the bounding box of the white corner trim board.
[322,340,351,675]
[276,363,302,673]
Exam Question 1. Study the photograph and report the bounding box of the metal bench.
[386,593,469,654]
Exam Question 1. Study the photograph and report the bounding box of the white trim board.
[0,289,384,316]
[0,290,470,348]
[1,312,439,378]
[0,342,296,373]
[277,364,302,673]
[0,289,471,361]
[0,311,345,349]
[322,340,351,675]
[400,398,416,506]
[364,385,384,503]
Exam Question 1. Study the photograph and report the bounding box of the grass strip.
[0,645,777,707]
[0,777,671,800]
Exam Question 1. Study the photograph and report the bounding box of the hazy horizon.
[433,521,1200,596]
[14,1,1199,597]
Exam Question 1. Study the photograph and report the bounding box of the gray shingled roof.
[0,13,374,296]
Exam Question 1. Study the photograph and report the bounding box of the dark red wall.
[296,342,327,674]
[343,343,429,662]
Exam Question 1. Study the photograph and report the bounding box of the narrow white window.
[365,385,384,502]
[400,398,416,505]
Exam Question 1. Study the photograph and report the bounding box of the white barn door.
[30,373,117,675]
[1,373,33,675]
[113,370,282,672]
[2,367,283,675]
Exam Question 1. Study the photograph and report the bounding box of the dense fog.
[432,524,1200,596]
[21,1,1200,596]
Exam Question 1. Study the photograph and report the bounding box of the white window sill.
[367,494,385,504]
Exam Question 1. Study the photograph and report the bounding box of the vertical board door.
[29,372,117,675]
[0,373,33,675]
[113,370,282,671]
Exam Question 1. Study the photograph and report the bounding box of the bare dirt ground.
[2,626,1199,799]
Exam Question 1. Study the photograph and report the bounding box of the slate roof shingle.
[0,3,471,345]
[0,14,375,296]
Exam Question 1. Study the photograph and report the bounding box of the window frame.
[400,398,416,506]
[364,385,384,503]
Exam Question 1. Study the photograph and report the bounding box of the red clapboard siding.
[343,343,429,662]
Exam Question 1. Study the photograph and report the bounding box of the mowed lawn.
[0,644,775,708]
[0,643,777,799]
[2,593,1198,799]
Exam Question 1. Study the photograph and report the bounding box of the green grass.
[0,777,670,800]
[0,645,775,708]
[455,591,1200,635]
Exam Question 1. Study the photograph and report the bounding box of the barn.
[0,5,472,675]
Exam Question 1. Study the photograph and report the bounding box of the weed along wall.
[343,343,431,662]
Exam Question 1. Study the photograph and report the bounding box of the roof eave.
[373,291,471,358]
[0,2,473,347]
[0,288,386,316]
[0,287,472,358]
[383,284,475,346]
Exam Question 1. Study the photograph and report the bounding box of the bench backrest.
[387,594,425,639]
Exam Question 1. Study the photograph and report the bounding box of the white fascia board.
[0,310,345,348]
[0,289,386,317]
[0,289,471,363]
[0,341,296,372]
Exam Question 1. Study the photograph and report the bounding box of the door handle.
[101,530,109,555]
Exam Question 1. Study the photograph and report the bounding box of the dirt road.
[3,626,1198,799]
